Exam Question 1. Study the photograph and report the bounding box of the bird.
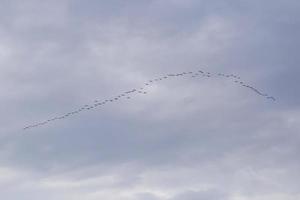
[23,69,276,131]
[267,96,276,101]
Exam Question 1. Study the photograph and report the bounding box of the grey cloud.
[0,0,299,200]
[170,189,228,200]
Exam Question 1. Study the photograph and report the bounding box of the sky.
[0,0,299,199]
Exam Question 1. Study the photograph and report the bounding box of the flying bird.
[23,69,276,130]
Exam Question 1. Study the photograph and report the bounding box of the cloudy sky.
[0,0,299,199]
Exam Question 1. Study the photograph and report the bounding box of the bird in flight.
[23,69,276,130]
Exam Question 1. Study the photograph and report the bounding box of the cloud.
[0,0,299,199]
[170,189,228,200]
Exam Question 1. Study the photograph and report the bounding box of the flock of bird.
[23,70,276,130]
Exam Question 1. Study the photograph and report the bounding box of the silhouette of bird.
[23,69,276,131]
[267,96,276,101]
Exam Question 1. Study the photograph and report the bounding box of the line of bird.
[23,70,276,130]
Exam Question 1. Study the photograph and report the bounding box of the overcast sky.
[0,0,299,199]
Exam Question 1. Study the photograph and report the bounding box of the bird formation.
[23,70,276,130]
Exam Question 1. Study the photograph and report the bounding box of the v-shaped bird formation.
[23,70,276,130]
